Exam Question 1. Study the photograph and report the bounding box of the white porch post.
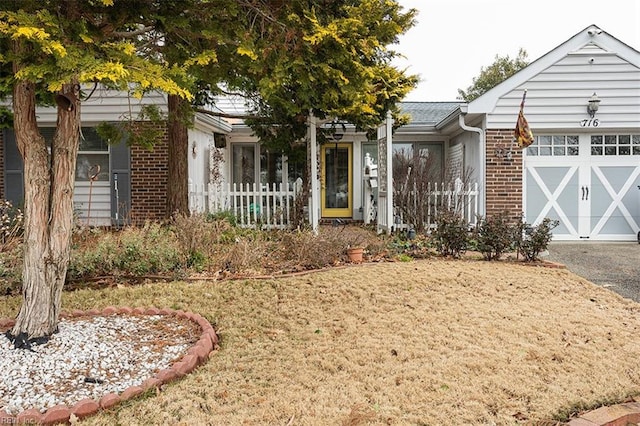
[308,112,319,232]
[384,110,394,234]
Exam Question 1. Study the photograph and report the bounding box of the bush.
[206,210,237,227]
[171,213,236,271]
[387,233,433,259]
[68,222,183,280]
[0,200,23,251]
[0,247,22,295]
[279,227,346,270]
[116,222,182,274]
[474,212,517,260]
[432,210,469,258]
[515,217,559,262]
[0,200,24,294]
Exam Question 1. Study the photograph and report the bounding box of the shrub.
[474,212,517,260]
[279,227,346,270]
[387,233,433,259]
[171,213,235,271]
[0,200,23,252]
[432,210,469,258]
[221,232,279,274]
[206,210,237,227]
[68,222,183,280]
[515,217,559,262]
[0,247,22,295]
[0,201,24,294]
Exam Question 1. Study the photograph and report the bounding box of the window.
[362,142,378,168]
[232,144,256,184]
[591,134,640,156]
[286,152,306,186]
[392,142,443,181]
[40,127,110,182]
[77,128,109,182]
[260,149,282,185]
[232,143,286,185]
[526,135,579,156]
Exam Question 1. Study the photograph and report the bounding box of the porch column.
[376,110,394,234]
[308,112,319,232]
[384,111,394,233]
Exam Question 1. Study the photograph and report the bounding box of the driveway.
[544,242,640,302]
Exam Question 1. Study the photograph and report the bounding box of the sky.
[394,0,640,101]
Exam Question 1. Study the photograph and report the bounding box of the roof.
[400,102,460,125]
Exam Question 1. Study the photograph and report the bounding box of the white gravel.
[0,314,196,415]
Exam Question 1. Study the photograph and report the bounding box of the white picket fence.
[189,178,478,231]
[394,181,479,230]
[189,178,304,229]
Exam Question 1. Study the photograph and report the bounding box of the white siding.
[451,132,481,183]
[487,43,640,130]
[188,128,215,187]
[447,142,463,179]
[34,86,168,125]
[73,181,111,226]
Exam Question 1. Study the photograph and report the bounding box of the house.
[2,24,640,241]
[465,24,640,241]
[0,88,231,226]
[211,24,640,241]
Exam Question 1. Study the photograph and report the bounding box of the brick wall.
[129,123,169,223]
[485,129,523,219]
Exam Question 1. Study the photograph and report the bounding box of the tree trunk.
[9,43,80,346]
[167,94,189,217]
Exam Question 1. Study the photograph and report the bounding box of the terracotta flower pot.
[346,247,364,263]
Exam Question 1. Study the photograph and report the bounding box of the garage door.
[524,134,640,241]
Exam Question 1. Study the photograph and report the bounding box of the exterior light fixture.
[495,144,513,161]
[328,119,346,143]
[587,92,600,117]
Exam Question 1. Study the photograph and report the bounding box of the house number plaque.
[580,118,600,127]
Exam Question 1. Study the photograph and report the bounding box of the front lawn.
[2,259,639,424]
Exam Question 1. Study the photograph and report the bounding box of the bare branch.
[112,25,155,39]
[216,88,257,98]
[237,0,285,29]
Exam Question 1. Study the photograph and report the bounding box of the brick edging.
[0,307,218,425]
[567,401,640,425]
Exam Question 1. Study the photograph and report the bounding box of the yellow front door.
[321,143,352,218]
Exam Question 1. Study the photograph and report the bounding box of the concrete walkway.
[544,241,640,302]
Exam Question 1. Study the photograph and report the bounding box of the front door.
[321,143,352,218]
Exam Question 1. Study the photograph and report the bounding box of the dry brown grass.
[2,260,640,425]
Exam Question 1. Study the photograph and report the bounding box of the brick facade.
[129,123,169,223]
[485,129,524,220]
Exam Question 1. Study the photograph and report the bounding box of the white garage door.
[524,134,640,241]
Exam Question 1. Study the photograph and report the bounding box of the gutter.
[435,107,461,130]
[194,113,233,134]
[458,104,486,217]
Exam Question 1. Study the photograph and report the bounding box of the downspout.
[458,104,486,217]
[308,111,319,233]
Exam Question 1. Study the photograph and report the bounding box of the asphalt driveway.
[544,242,640,302]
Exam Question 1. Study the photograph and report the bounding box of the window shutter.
[3,130,24,205]
[110,137,131,226]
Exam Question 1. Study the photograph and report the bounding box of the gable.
[468,25,640,131]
